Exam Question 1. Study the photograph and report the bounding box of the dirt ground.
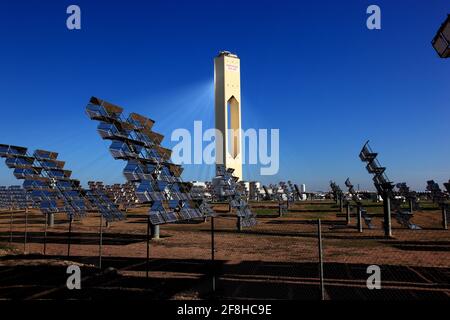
[0,200,449,300]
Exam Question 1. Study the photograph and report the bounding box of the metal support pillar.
[9,209,13,243]
[211,217,216,293]
[47,213,54,227]
[357,205,363,233]
[237,216,242,232]
[383,195,392,238]
[43,216,48,256]
[24,210,28,254]
[346,203,351,225]
[150,224,160,240]
[67,217,73,258]
[146,217,150,279]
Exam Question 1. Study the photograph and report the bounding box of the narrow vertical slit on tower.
[227,96,240,159]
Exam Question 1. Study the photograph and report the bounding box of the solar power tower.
[426,180,449,229]
[359,141,394,237]
[86,97,214,239]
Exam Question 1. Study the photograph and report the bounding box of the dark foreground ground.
[0,200,449,300]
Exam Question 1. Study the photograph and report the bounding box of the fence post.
[346,203,351,225]
[43,215,48,256]
[9,209,13,243]
[383,195,392,237]
[357,205,363,233]
[317,219,325,300]
[211,216,216,293]
[99,214,103,269]
[24,210,28,254]
[146,217,150,279]
[67,217,73,258]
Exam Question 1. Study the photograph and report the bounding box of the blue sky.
[0,0,449,191]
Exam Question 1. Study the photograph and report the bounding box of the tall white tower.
[214,51,243,180]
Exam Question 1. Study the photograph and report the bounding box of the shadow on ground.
[0,254,448,300]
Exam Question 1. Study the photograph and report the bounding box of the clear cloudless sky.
[0,0,449,191]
